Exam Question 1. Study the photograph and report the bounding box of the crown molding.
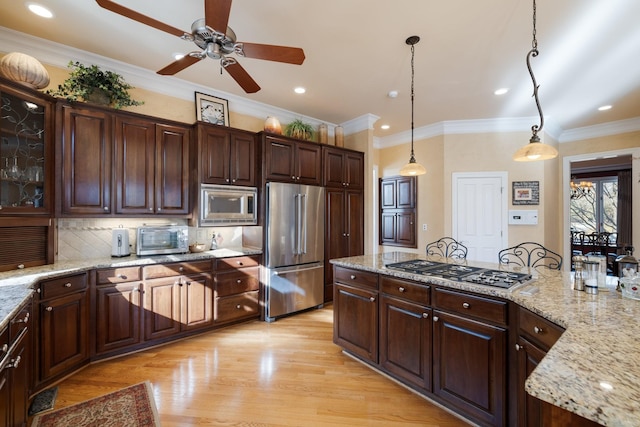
[559,117,640,143]
[340,114,380,135]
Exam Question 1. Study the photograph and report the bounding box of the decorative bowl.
[619,276,640,300]
[189,243,207,253]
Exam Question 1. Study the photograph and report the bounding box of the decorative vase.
[264,116,282,134]
[335,125,344,147]
[318,123,328,144]
[0,52,50,89]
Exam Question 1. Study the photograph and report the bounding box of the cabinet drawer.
[334,267,378,290]
[381,275,430,305]
[39,273,88,300]
[216,255,260,271]
[216,290,260,323]
[143,260,212,279]
[215,267,260,297]
[95,266,141,285]
[519,307,564,350]
[433,287,507,326]
[9,302,31,342]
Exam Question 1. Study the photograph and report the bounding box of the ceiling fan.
[95,0,305,93]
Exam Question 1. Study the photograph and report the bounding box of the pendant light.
[399,35,427,176]
[513,0,558,162]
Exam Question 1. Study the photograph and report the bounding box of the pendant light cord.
[528,0,544,140]
[410,41,416,159]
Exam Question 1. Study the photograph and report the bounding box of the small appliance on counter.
[136,224,189,256]
[111,226,131,257]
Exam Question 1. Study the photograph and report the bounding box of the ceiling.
[1,0,639,141]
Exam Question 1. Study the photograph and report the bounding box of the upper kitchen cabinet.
[323,146,364,190]
[57,103,112,216]
[196,123,256,187]
[261,133,322,186]
[114,116,190,215]
[58,103,191,217]
[379,176,417,248]
[0,78,54,215]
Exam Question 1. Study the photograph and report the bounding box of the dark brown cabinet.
[432,287,507,427]
[58,104,112,215]
[323,146,364,189]
[379,276,431,392]
[325,188,364,300]
[197,123,256,186]
[0,296,32,427]
[153,123,191,215]
[379,176,417,248]
[333,267,379,363]
[36,272,89,386]
[214,255,261,324]
[262,134,322,185]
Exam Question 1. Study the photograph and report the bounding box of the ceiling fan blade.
[205,0,232,33]
[223,61,261,93]
[157,55,203,75]
[96,0,187,37]
[238,43,306,65]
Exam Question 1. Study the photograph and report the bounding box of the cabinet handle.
[104,206,108,211]
[350,274,356,280]
[18,264,25,269]
[236,304,241,309]
[422,312,429,319]
[149,207,153,211]
[64,282,72,288]
[226,178,230,182]
[533,326,543,334]
[369,296,376,302]
[232,179,236,183]
[515,343,523,351]
[13,312,29,324]
[237,261,244,266]
[179,267,184,272]
[237,279,242,284]
[8,355,21,369]
[398,287,406,293]
[186,281,192,286]
[292,176,296,180]
[45,306,53,312]
[346,234,350,237]
[433,316,439,322]
[157,208,161,212]
[343,233,347,237]
[297,176,300,180]
[462,302,470,309]
[1,344,7,353]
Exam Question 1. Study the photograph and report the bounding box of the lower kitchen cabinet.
[36,272,89,387]
[333,267,379,363]
[214,256,260,324]
[0,296,32,427]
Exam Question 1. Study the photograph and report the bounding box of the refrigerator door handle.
[272,264,323,275]
[301,194,307,254]
[294,193,301,255]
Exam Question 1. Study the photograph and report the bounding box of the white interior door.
[452,172,507,263]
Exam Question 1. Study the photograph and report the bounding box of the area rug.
[28,386,58,416]
[31,381,161,427]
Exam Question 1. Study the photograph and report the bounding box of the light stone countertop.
[0,247,261,332]
[331,252,640,427]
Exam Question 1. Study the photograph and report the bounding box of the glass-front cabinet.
[0,82,52,214]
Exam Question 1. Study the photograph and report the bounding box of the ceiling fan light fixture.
[400,35,426,177]
[27,3,53,18]
[513,0,557,162]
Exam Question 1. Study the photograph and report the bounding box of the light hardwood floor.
[50,305,470,426]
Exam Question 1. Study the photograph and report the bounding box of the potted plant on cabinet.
[47,61,143,109]
[284,118,314,141]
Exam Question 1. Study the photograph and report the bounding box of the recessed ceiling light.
[27,3,53,18]
[173,53,185,60]
[294,87,306,94]
[494,88,509,95]
[598,105,612,111]
[381,124,390,130]
[387,90,398,98]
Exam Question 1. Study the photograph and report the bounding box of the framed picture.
[512,181,540,205]
[195,92,229,126]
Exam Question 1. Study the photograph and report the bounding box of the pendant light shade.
[400,35,426,176]
[513,0,558,162]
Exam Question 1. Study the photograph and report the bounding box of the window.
[570,177,618,234]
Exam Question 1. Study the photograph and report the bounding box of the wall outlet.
[422,224,427,231]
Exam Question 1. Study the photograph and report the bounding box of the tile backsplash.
[56,218,262,261]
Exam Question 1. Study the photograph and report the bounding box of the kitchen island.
[331,252,639,427]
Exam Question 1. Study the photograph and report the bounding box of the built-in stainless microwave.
[200,184,257,226]
[136,225,189,256]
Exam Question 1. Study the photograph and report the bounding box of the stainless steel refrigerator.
[263,182,325,321]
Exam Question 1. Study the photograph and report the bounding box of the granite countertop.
[0,247,261,331]
[331,252,640,427]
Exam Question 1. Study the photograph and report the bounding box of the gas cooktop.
[385,260,532,289]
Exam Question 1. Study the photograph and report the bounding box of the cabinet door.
[380,296,431,391]
[181,274,213,331]
[380,211,397,244]
[0,365,8,427]
[333,283,378,363]
[59,105,112,215]
[114,115,155,214]
[155,124,190,215]
[346,190,364,256]
[295,142,322,185]
[380,179,397,209]
[9,334,29,427]
[95,282,142,355]
[345,151,364,189]
[229,132,256,186]
[39,291,89,382]
[323,148,345,188]
[143,278,181,341]
[200,126,231,184]
[264,137,295,182]
[396,211,416,247]
[516,336,546,427]
[433,310,506,427]
[325,188,347,289]
[396,176,416,208]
